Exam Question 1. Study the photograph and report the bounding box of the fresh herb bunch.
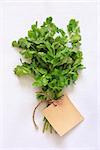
[12,17,84,133]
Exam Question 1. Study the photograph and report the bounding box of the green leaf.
[71,34,81,42]
[12,41,18,47]
[67,19,79,33]
[46,17,52,24]
[20,49,36,58]
[32,75,48,87]
[28,30,36,40]
[72,72,78,81]
[14,65,31,76]
[58,28,66,36]
[37,68,47,74]
[18,38,31,49]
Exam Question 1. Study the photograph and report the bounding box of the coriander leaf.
[14,65,31,76]
[67,19,78,33]
[46,16,52,24]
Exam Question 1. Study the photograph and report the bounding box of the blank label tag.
[42,95,84,136]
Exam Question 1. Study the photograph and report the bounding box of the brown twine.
[32,101,43,129]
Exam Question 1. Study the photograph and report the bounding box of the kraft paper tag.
[42,95,84,136]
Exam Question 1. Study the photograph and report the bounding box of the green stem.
[42,117,53,133]
[42,118,47,133]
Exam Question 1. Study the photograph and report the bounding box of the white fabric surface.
[0,1,99,150]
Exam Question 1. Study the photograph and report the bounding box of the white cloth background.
[0,1,99,150]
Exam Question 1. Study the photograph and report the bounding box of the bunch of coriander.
[12,17,84,133]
